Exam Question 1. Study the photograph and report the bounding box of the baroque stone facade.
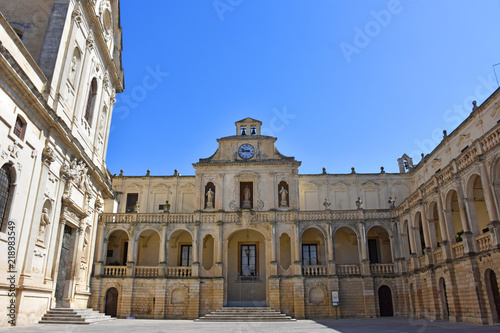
[0,0,123,327]
[92,109,500,324]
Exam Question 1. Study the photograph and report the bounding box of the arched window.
[84,78,98,124]
[0,164,14,231]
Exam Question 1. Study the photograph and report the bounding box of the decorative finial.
[174,169,178,176]
[351,167,356,174]
[388,197,396,209]
[355,197,363,209]
[472,100,478,111]
[443,130,447,138]
[146,169,150,176]
[323,198,331,210]
[119,169,124,176]
[322,167,327,175]
[380,166,385,174]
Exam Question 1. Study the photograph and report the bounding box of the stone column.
[215,221,223,275]
[407,214,417,255]
[358,221,370,275]
[191,222,200,277]
[437,196,452,260]
[479,163,500,248]
[292,222,302,275]
[457,185,476,253]
[327,223,335,275]
[158,226,167,276]
[93,221,106,276]
[270,221,278,276]
[126,230,136,276]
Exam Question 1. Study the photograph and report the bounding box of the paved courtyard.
[0,318,499,333]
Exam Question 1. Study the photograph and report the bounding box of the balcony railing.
[370,263,394,274]
[104,265,127,276]
[477,232,492,252]
[100,209,395,225]
[135,266,158,277]
[302,265,327,276]
[433,249,443,264]
[336,264,360,275]
[452,242,465,259]
[167,266,192,277]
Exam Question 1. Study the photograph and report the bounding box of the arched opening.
[279,233,291,271]
[439,277,449,320]
[106,230,129,266]
[446,190,464,243]
[169,229,192,268]
[378,285,394,317]
[0,164,15,232]
[485,269,500,323]
[278,180,289,208]
[105,287,118,317]
[429,202,442,249]
[301,227,326,267]
[367,226,392,263]
[84,78,98,124]
[468,175,490,234]
[334,226,360,264]
[137,229,160,266]
[202,234,214,271]
[414,212,425,255]
[227,229,266,307]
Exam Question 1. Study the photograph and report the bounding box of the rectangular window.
[241,244,257,276]
[14,117,24,139]
[125,193,138,213]
[180,245,192,267]
[368,239,379,263]
[159,204,164,211]
[302,244,318,266]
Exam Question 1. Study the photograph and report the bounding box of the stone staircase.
[196,307,296,321]
[39,308,115,325]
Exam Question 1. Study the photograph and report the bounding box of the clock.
[238,144,255,159]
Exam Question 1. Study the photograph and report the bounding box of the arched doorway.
[105,287,118,317]
[486,269,500,323]
[439,277,449,320]
[226,229,266,307]
[367,225,393,264]
[378,285,394,317]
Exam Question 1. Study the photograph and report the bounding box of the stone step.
[39,308,114,325]
[197,307,296,322]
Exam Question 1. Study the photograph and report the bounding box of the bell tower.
[235,117,262,136]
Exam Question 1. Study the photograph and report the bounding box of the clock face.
[238,144,255,159]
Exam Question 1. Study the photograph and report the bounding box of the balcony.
[336,264,360,275]
[100,209,395,225]
[476,232,492,252]
[370,263,394,275]
[104,266,126,276]
[452,242,465,259]
[135,266,158,277]
[302,265,327,276]
[167,266,192,277]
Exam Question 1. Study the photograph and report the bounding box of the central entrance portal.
[226,229,266,307]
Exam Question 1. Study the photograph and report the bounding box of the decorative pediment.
[179,183,195,191]
[234,171,259,180]
[124,183,143,191]
[303,182,318,190]
[151,184,170,191]
[360,180,379,188]
[330,181,349,189]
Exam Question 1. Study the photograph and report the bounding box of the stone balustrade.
[433,249,443,264]
[452,243,465,259]
[100,208,394,225]
[135,266,158,277]
[104,265,127,276]
[418,256,426,268]
[336,264,360,275]
[370,263,394,274]
[167,266,192,277]
[477,232,492,252]
[302,265,327,276]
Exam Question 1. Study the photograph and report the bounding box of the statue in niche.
[38,208,51,241]
[206,188,214,209]
[279,186,288,207]
[242,185,252,209]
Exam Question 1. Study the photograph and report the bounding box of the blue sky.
[107,0,500,176]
